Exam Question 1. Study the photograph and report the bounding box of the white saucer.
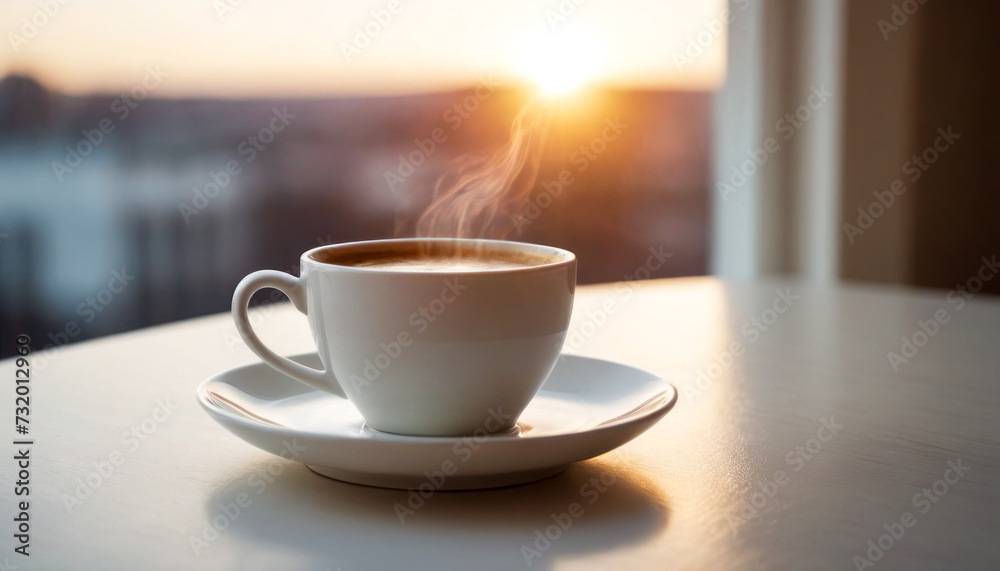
[197,354,677,490]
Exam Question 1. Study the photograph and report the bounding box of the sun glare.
[515,28,606,97]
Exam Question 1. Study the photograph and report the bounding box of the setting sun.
[0,0,725,97]
[515,28,607,96]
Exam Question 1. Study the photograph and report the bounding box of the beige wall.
[713,0,998,291]
[909,1,1000,293]
[838,0,919,285]
[838,0,1000,293]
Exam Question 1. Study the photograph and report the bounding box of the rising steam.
[416,100,552,240]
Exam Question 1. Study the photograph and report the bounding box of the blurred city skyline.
[1,1,717,356]
[0,75,711,357]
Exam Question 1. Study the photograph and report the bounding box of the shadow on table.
[203,455,670,570]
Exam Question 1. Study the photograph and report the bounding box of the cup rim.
[301,237,576,275]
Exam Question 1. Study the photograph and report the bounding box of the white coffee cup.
[232,238,576,436]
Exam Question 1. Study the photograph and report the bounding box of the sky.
[1,0,727,98]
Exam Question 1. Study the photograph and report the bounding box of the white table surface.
[2,277,998,570]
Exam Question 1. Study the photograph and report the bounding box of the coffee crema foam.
[311,244,562,272]
[349,256,533,272]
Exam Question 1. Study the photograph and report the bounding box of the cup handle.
[232,270,345,398]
